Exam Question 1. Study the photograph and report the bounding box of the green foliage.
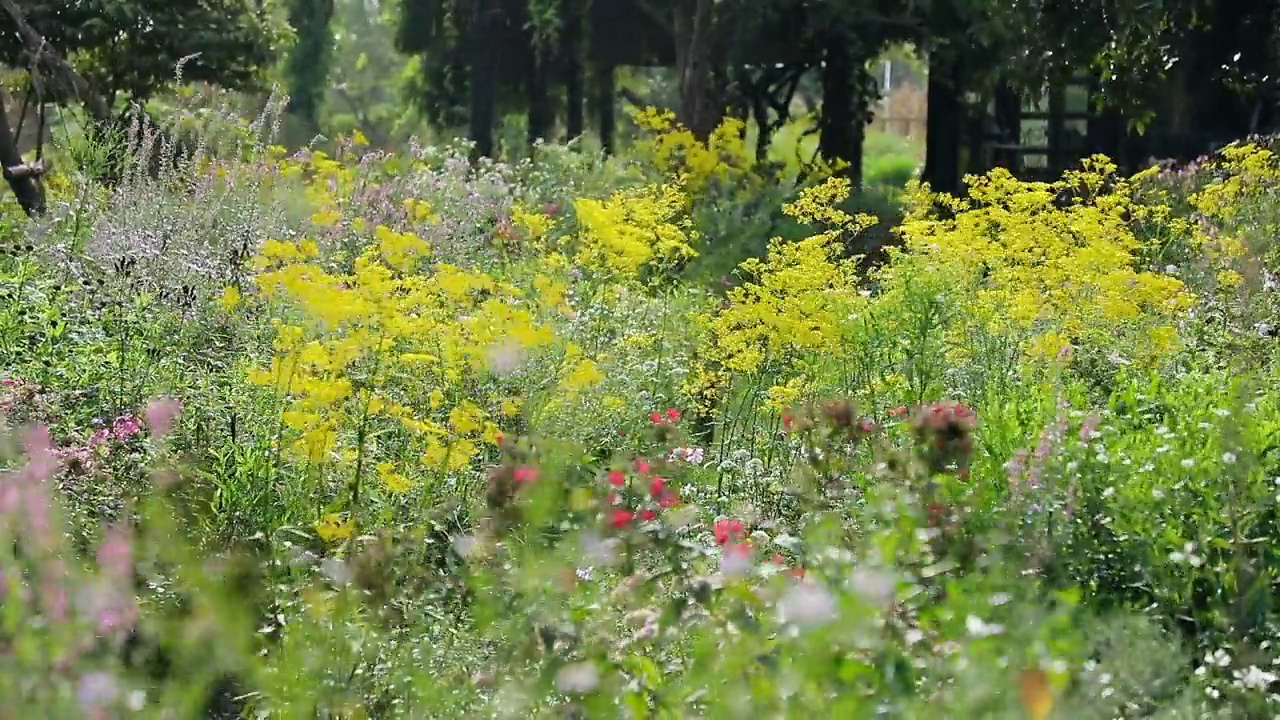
[8,104,1280,716]
[283,0,336,130]
[0,0,283,101]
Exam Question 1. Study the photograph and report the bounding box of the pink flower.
[714,519,745,546]
[144,398,183,439]
[513,465,538,484]
[96,525,132,582]
[665,408,681,422]
[608,469,626,487]
[649,477,666,497]
[640,509,657,521]
[111,415,142,440]
[633,458,651,474]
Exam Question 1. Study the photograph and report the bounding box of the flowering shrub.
[10,105,1280,716]
[889,158,1192,366]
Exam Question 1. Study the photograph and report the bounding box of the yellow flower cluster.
[696,177,872,406]
[571,182,698,279]
[631,108,753,190]
[1180,143,1280,286]
[242,224,558,539]
[888,158,1193,364]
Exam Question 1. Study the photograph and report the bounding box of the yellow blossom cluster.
[571,182,698,280]
[695,176,873,408]
[242,223,558,538]
[631,108,753,190]
[887,158,1193,364]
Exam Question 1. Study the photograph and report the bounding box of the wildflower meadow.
[6,97,1280,719]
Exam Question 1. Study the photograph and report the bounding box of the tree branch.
[0,0,112,123]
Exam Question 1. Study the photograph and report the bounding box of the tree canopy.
[0,0,283,102]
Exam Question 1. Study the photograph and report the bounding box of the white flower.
[849,568,896,607]
[777,582,839,630]
[554,662,600,695]
[485,340,525,377]
[965,615,1004,638]
[669,447,705,464]
[720,547,753,578]
[1235,665,1277,690]
[1222,451,1238,464]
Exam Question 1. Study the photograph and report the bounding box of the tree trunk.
[562,0,585,140]
[0,90,44,217]
[673,0,721,139]
[819,37,865,187]
[593,63,616,154]
[527,50,552,149]
[923,51,963,196]
[468,0,498,158]
[284,0,336,132]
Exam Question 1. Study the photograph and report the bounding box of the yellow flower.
[315,513,353,543]
[219,286,241,312]
[563,359,603,393]
[376,461,414,494]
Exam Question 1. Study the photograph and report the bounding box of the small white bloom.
[1181,458,1195,468]
[555,662,600,695]
[965,615,1004,638]
[777,582,839,630]
[452,534,480,558]
[1222,451,1238,464]
[849,568,897,607]
[1235,665,1277,690]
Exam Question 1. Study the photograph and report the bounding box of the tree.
[0,0,282,215]
[915,0,1205,193]
[284,0,336,133]
[0,0,281,104]
[322,0,421,146]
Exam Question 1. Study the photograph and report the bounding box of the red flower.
[649,477,666,497]
[608,469,626,487]
[714,519,745,546]
[513,465,537,483]
[640,509,657,521]
[771,552,785,565]
[666,408,681,422]
[633,458,651,474]
[782,414,794,430]
[650,412,663,425]
[789,566,807,580]
[658,489,679,508]
[611,509,635,529]
[495,433,505,444]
